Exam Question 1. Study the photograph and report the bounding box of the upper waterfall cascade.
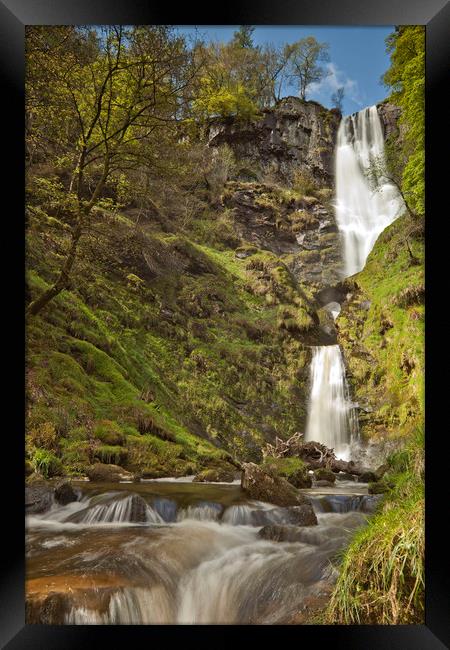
[334,105,404,277]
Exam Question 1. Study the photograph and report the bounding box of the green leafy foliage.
[383,27,425,216]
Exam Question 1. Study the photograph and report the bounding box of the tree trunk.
[26,216,84,316]
[27,157,110,317]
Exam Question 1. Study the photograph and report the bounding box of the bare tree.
[26,26,200,316]
[285,37,330,100]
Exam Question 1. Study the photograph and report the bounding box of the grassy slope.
[26,188,317,478]
[325,214,425,624]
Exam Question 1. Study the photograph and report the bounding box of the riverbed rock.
[357,471,378,483]
[287,505,318,526]
[86,463,134,483]
[54,479,79,505]
[193,468,235,483]
[259,524,308,542]
[241,462,310,507]
[25,482,54,514]
[128,495,148,522]
[314,480,335,488]
[314,467,336,483]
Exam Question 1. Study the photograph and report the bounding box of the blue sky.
[176,26,394,116]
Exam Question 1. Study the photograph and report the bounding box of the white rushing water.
[334,105,404,277]
[27,488,373,624]
[305,345,358,459]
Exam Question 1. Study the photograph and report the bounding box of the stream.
[26,479,381,624]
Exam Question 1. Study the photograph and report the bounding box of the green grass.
[324,431,424,624]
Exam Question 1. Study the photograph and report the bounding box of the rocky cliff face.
[208,97,341,187]
[223,181,342,290]
[377,101,402,140]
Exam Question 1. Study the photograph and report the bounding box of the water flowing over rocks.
[26,479,377,624]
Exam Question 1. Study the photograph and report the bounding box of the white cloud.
[307,62,364,108]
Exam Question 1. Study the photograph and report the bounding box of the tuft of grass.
[324,433,424,625]
[32,448,63,478]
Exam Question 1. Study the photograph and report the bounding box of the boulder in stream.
[241,462,312,508]
[54,479,79,505]
[86,463,134,483]
[193,468,235,483]
[128,495,148,522]
[25,481,54,514]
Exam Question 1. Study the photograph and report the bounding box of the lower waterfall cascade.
[305,345,358,459]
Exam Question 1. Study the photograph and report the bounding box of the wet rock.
[193,468,235,483]
[314,468,336,483]
[314,480,335,488]
[128,495,148,522]
[25,482,54,514]
[86,463,134,483]
[357,471,378,483]
[54,479,79,505]
[335,472,357,482]
[287,505,318,526]
[259,524,307,542]
[360,494,384,513]
[241,462,310,507]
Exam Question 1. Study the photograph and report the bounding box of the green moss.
[94,445,128,465]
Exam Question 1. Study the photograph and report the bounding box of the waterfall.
[305,345,358,459]
[334,105,404,277]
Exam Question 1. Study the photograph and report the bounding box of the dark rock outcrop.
[377,102,402,141]
[25,482,54,514]
[128,495,148,522]
[259,522,317,542]
[54,480,79,506]
[223,181,342,288]
[209,97,341,187]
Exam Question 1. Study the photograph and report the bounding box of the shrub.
[32,448,63,478]
[27,421,58,450]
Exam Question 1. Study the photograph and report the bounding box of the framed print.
[1,0,449,647]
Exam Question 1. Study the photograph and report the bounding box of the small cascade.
[334,105,404,277]
[305,345,358,459]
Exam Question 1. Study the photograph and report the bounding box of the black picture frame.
[2,0,449,647]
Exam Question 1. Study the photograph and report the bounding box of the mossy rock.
[193,468,235,483]
[86,463,134,482]
[314,467,336,483]
[262,456,312,489]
